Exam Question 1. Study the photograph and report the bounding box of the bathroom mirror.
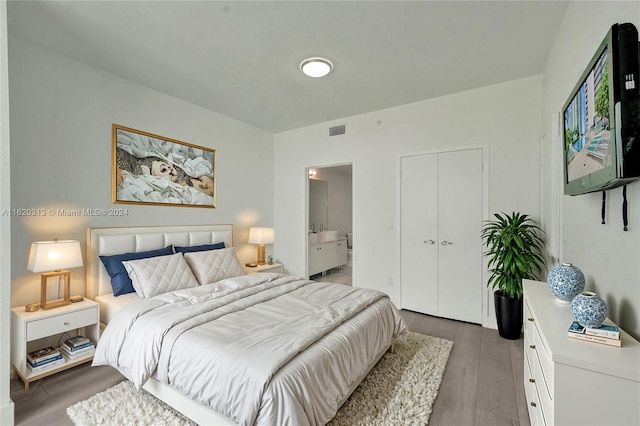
[309,179,328,231]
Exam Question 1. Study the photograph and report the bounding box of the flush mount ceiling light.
[300,57,333,78]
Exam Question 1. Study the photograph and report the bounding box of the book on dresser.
[567,321,622,347]
[585,322,620,339]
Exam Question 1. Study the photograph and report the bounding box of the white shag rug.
[67,332,452,426]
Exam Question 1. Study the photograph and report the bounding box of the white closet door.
[437,149,482,323]
[400,148,483,324]
[400,154,438,315]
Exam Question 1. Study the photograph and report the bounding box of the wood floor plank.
[448,321,482,368]
[428,356,479,425]
[475,407,520,426]
[475,327,521,423]
[399,309,434,336]
[511,350,530,426]
[12,363,124,426]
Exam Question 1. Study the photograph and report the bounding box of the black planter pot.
[494,290,523,340]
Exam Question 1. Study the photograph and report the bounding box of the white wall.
[8,38,275,308]
[541,1,640,339]
[274,75,543,327]
[1,2,15,424]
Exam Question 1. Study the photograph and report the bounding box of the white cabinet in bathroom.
[309,239,348,276]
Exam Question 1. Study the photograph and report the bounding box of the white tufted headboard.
[86,224,234,300]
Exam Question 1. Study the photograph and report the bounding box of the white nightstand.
[243,262,283,274]
[11,299,100,392]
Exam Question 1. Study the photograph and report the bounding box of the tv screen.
[563,23,640,196]
[564,48,611,182]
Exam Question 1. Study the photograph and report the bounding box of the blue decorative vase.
[547,263,585,303]
[570,292,608,328]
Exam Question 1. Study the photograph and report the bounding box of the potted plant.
[481,212,545,339]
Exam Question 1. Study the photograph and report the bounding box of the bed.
[87,224,407,425]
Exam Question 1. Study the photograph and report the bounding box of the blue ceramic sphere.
[570,292,608,328]
[547,263,585,303]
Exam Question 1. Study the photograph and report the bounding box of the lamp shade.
[248,227,275,245]
[27,240,83,273]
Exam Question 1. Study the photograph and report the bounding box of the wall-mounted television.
[563,23,640,196]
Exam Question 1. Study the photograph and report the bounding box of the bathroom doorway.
[307,163,353,285]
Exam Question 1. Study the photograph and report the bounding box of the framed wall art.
[112,124,216,208]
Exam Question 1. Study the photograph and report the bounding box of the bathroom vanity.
[308,238,348,276]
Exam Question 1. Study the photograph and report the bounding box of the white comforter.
[93,273,407,425]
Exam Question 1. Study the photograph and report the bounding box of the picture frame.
[112,124,216,208]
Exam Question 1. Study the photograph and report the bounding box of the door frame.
[305,161,356,285]
[397,144,493,329]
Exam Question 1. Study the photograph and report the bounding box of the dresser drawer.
[524,301,536,353]
[532,344,553,424]
[26,307,98,341]
[524,352,536,408]
[524,306,537,378]
[533,322,554,400]
[528,376,547,426]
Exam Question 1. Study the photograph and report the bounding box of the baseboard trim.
[1,400,15,426]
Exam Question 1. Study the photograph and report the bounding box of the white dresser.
[523,280,640,425]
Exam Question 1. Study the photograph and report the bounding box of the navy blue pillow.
[174,242,225,254]
[100,246,173,296]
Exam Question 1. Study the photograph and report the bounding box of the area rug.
[67,332,452,426]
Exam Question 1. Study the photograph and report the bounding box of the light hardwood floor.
[10,310,530,426]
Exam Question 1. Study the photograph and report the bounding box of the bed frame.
[86,224,389,425]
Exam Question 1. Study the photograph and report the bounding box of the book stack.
[61,336,95,360]
[27,346,65,372]
[567,320,621,347]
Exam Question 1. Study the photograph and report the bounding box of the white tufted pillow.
[123,252,199,298]
[184,247,246,285]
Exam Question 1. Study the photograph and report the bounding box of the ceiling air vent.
[329,125,346,136]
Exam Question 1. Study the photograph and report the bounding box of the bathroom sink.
[308,232,320,244]
[318,230,339,242]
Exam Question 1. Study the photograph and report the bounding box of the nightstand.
[11,299,100,392]
[243,262,283,274]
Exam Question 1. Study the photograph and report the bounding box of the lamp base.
[256,244,266,265]
[40,270,72,310]
[41,299,72,310]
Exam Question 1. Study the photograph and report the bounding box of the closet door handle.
[441,240,453,245]
[423,239,435,245]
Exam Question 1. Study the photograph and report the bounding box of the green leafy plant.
[595,67,609,121]
[481,212,545,299]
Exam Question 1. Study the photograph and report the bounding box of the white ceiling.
[7,1,568,133]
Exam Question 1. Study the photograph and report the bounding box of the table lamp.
[248,227,275,265]
[27,239,83,310]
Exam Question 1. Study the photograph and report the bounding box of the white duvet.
[93,273,407,425]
